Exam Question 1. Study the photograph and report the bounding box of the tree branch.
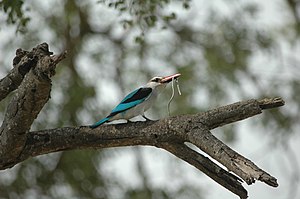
[1,98,284,199]
[185,126,278,187]
[0,43,66,168]
[0,44,53,101]
[197,98,284,130]
[160,142,248,199]
[0,43,284,199]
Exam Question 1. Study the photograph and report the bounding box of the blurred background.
[0,0,299,198]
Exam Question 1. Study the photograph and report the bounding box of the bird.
[90,73,181,128]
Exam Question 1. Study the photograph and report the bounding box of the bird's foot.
[142,115,156,121]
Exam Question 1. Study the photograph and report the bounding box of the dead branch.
[0,43,66,169]
[0,43,284,199]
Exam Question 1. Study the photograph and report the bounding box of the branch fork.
[0,43,284,199]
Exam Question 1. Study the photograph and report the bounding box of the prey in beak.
[90,73,182,128]
[160,73,181,83]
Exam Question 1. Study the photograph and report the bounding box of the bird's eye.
[151,78,160,82]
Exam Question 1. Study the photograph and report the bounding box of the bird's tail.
[90,117,110,128]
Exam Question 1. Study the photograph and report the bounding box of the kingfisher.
[90,73,181,128]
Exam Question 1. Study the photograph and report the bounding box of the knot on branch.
[12,43,54,77]
[13,48,29,66]
[33,42,53,57]
[33,44,66,80]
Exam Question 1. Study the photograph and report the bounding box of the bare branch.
[160,142,248,199]
[196,98,284,130]
[258,97,285,109]
[0,96,283,199]
[0,43,284,199]
[0,48,31,101]
[0,43,55,101]
[185,127,278,187]
[0,43,66,168]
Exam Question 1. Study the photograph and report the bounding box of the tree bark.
[0,43,66,169]
[0,43,284,199]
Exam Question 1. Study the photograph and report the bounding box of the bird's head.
[146,73,181,90]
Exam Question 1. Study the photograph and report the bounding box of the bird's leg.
[142,115,154,121]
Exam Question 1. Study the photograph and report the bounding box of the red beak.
[161,73,181,83]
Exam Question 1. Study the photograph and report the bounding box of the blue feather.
[90,87,152,128]
[111,99,145,113]
[90,117,110,128]
[109,88,152,115]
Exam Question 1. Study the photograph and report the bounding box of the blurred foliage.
[0,0,30,33]
[0,0,300,199]
[101,0,190,31]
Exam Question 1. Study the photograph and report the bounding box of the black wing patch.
[122,87,152,103]
[106,87,152,118]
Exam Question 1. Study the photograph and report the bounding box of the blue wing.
[108,87,152,117]
[90,87,152,128]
